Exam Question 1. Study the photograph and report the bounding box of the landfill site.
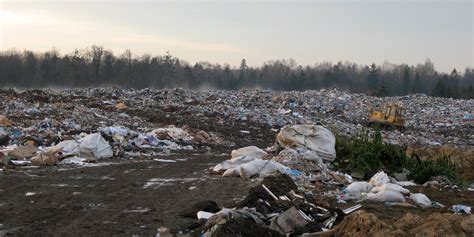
[0,88,473,236]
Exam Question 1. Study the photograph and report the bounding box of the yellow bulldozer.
[368,104,406,130]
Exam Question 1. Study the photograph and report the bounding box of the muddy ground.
[0,154,255,236]
[1,108,473,236]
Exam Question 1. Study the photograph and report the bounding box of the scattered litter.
[154,159,176,163]
[123,207,151,213]
[143,178,205,189]
[408,193,431,207]
[371,183,410,195]
[452,205,472,214]
[197,211,214,220]
[366,191,406,203]
[369,171,390,187]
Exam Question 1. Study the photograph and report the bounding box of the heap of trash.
[0,88,473,236]
[156,123,471,236]
[1,88,472,151]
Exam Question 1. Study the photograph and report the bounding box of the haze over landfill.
[0,0,473,236]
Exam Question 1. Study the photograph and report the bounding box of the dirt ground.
[0,105,284,236]
[0,154,256,236]
[1,105,473,236]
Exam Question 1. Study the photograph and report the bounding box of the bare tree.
[90,45,104,85]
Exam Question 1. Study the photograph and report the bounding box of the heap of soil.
[335,210,474,237]
[396,212,472,236]
[334,210,396,237]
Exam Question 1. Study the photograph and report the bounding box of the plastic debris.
[408,193,431,207]
[345,181,373,194]
[369,171,390,187]
[366,191,406,203]
[276,125,336,161]
[231,146,267,159]
[370,183,410,195]
[452,205,472,214]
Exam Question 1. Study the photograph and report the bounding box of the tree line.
[0,45,473,99]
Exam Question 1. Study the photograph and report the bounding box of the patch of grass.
[334,129,459,183]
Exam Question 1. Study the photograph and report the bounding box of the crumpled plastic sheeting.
[369,171,390,187]
[206,208,266,226]
[276,125,336,161]
[213,156,289,178]
[271,148,325,173]
[55,133,113,160]
[366,191,406,203]
[409,193,431,206]
[371,183,410,195]
[231,146,267,159]
[213,156,256,173]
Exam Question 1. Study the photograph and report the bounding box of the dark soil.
[0,154,254,236]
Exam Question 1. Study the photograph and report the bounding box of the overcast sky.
[0,0,472,72]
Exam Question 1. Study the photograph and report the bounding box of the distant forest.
[1,46,473,99]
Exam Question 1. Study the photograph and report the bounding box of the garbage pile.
[1,88,472,151]
[190,125,356,235]
[338,171,433,206]
[212,124,342,182]
[0,88,231,167]
[0,123,226,167]
[198,124,471,236]
[176,174,361,236]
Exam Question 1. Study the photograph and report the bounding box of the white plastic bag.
[371,183,410,195]
[276,125,336,161]
[397,181,417,187]
[239,159,289,178]
[369,171,390,187]
[345,181,373,194]
[55,133,112,160]
[231,146,267,159]
[78,133,113,159]
[213,156,256,173]
[409,193,431,206]
[222,168,240,177]
[56,140,80,155]
[366,191,406,203]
